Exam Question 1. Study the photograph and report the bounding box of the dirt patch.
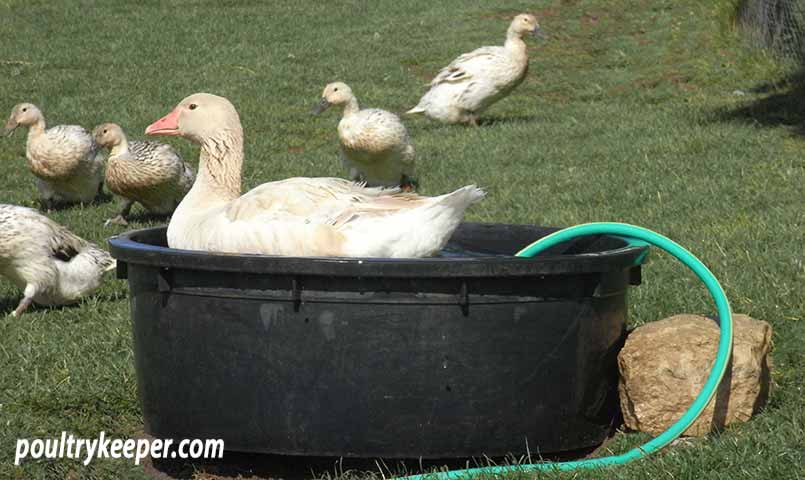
[581,13,602,27]
[287,146,305,154]
[633,73,697,92]
[541,90,573,104]
[480,8,559,21]
[402,62,433,83]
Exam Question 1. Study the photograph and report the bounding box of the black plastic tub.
[109,223,647,459]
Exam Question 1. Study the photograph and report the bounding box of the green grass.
[0,0,803,478]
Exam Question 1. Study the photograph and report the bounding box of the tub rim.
[108,223,648,278]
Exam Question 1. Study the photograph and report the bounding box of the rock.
[618,313,772,436]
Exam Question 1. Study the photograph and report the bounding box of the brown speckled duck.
[314,82,416,190]
[93,123,194,226]
[4,103,105,208]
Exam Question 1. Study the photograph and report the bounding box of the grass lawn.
[1,0,803,478]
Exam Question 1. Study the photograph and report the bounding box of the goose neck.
[195,128,244,200]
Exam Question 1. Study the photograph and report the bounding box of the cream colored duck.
[145,93,484,258]
[93,123,194,226]
[314,82,416,190]
[407,13,546,125]
[0,204,116,317]
[4,103,105,207]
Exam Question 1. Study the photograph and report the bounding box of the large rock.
[618,313,772,436]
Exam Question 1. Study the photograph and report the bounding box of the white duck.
[144,93,484,258]
[93,123,195,226]
[407,13,546,125]
[314,82,416,190]
[0,204,116,317]
[4,103,105,207]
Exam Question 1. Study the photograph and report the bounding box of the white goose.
[4,103,105,207]
[0,204,116,317]
[407,13,546,125]
[145,93,484,258]
[314,82,416,190]
[93,123,194,226]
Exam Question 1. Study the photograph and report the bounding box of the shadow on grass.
[412,114,542,132]
[717,68,805,136]
[39,191,114,212]
[145,447,601,480]
[0,297,75,317]
[0,290,124,318]
[478,114,543,127]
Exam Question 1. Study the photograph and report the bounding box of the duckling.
[407,13,546,125]
[93,123,194,226]
[0,204,116,317]
[4,103,105,208]
[145,93,484,258]
[314,82,416,190]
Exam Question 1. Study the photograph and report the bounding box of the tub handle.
[291,277,302,312]
[458,281,469,317]
[158,268,172,293]
[629,265,642,286]
[116,261,128,280]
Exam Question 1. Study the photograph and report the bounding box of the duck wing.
[431,46,506,85]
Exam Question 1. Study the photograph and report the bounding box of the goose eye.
[21,107,27,112]
[189,103,198,110]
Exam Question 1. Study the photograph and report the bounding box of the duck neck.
[194,127,244,201]
[109,137,129,157]
[504,29,528,59]
[26,117,46,140]
[342,96,360,117]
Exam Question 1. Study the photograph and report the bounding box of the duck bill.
[312,98,330,115]
[531,26,548,40]
[145,107,181,136]
[3,118,18,137]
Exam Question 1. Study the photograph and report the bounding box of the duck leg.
[11,285,37,317]
[400,175,417,192]
[105,199,133,227]
[39,198,57,212]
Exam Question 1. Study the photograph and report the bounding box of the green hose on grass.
[400,222,734,479]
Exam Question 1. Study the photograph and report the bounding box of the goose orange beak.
[145,107,181,136]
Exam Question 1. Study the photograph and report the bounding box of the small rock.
[618,313,772,436]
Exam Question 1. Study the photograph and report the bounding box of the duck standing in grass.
[145,93,483,258]
[3,103,105,208]
[0,204,116,317]
[407,13,546,125]
[314,82,416,190]
[93,123,194,226]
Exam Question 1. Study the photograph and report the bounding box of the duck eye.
[189,103,198,110]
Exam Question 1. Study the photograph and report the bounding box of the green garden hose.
[400,222,734,479]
